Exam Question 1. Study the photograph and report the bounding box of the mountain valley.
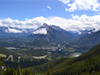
[1,0,100,74]
[0,23,100,75]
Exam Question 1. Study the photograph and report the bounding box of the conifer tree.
[22,69,33,75]
[4,67,17,75]
[11,67,17,75]
[4,67,10,75]
[0,51,5,74]
[17,66,22,75]
[46,66,51,75]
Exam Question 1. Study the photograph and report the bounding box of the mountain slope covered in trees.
[29,44,100,75]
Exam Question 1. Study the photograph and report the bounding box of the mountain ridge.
[76,30,100,45]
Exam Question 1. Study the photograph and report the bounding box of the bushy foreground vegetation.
[3,66,33,75]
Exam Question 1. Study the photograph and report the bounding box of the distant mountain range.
[76,29,100,45]
[0,23,100,45]
[0,23,98,36]
[69,28,98,38]
[28,23,100,44]
[29,23,75,43]
[0,26,34,34]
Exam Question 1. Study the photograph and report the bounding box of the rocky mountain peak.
[43,23,49,28]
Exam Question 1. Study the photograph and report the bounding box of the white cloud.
[33,28,47,34]
[8,28,22,33]
[0,15,100,33]
[59,0,70,4]
[0,16,47,29]
[47,6,51,9]
[59,0,100,12]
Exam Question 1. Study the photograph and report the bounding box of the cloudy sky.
[0,0,100,32]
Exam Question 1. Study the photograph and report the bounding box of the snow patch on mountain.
[33,28,47,34]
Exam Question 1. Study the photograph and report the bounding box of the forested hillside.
[1,44,100,75]
[30,44,100,75]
